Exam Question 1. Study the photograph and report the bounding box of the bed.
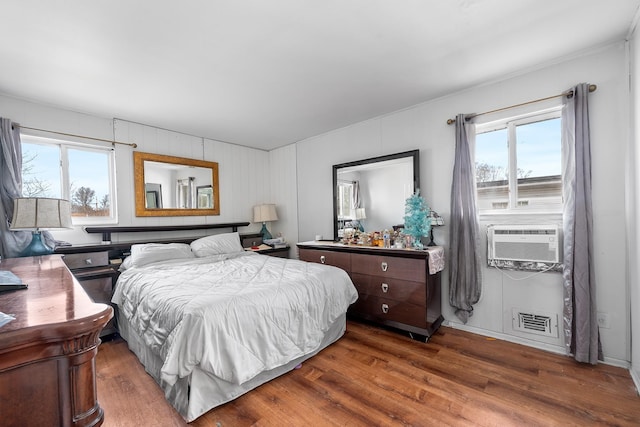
[111,232,358,422]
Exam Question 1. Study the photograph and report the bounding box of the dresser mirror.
[333,150,419,240]
[134,151,220,217]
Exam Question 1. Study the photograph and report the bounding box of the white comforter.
[112,252,357,387]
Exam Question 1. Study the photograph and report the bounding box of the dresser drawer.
[297,242,443,339]
[350,294,428,329]
[63,251,109,269]
[351,273,426,307]
[351,253,426,283]
[299,248,351,272]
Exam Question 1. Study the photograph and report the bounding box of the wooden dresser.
[298,242,443,340]
[0,255,113,427]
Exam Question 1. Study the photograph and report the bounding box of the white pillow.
[190,232,244,257]
[129,243,195,268]
[119,256,133,271]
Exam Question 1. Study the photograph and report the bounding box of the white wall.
[294,42,631,364]
[269,144,298,257]
[0,96,272,244]
[628,29,640,385]
[361,164,411,232]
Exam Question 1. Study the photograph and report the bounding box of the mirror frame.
[332,149,420,240]
[134,151,220,217]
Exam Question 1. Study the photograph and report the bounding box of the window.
[337,181,355,220]
[21,134,116,224]
[475,109,562,213]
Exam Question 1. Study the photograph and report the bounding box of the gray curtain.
[0,118,31,258]
[561,83,602,364]
[449,114,482,323]
[351,181,361,210]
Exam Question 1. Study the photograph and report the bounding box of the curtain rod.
[18,125,137,148]
[446,84,597,125]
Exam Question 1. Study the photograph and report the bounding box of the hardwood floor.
[96,321,640,426]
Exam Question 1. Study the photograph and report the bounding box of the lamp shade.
[253,204,278,223]
[355,207,366,220]
[428,210,445,227]
[10,198,73,230]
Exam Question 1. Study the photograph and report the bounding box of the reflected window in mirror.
[197,186,214,208]
[134,151,220,217]
[337,181,356,220]
[145,183,163,208]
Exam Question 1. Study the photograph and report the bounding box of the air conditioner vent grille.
[512,309,558,338]
[520,313,550,332]
[494,228,557,235]
[488,224,560,263]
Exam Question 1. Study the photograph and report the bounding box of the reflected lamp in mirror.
[427,210,444,246]
[253,204,278,240]
[10,198,72,257]
[355,207,366,231]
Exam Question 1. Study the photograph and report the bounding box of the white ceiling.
[1,1,639,151]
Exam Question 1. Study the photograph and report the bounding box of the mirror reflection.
[333,150,419,240]
[134,151,220,217]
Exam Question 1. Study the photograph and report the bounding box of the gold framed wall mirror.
[133,151,220,217]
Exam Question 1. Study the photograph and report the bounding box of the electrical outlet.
[597,312,611,329]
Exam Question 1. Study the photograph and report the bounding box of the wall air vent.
[488,225,560,263]
[512,308,558,338]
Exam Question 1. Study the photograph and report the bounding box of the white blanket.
[112,252,357,387]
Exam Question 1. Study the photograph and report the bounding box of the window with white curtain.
[475,109,562,213]
[337,181,355,219]
[21,134,116,224]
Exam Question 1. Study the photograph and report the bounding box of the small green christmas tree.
[403,190,431,248]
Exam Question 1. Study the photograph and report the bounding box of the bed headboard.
[55,222,250,259]
[84,222,250,243]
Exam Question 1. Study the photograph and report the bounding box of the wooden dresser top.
[0,255,112,345]
[297,241,441,259]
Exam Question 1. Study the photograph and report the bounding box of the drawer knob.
[381,283,389,293]
[381,262,388,272]
[381,303,389,314]
[85,259,93,265]
[320,255,326,264]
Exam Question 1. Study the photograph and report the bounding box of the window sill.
[479,211,562,221]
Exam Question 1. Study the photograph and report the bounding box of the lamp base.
[260,222,273,240]
[20,231,53,257]
[427,228,436,246]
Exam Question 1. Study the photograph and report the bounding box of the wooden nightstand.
[56,248,119,337]
[254,245,290,258]
[241,232,290,258]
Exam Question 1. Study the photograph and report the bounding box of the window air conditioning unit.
[488,225,560,263]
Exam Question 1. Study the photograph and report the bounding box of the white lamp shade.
[355,208,366,220]
[253,204,278,223]
[10,198,73,230]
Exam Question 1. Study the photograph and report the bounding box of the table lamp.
[253,204,278,240]
[427,210,445,246]
[10,197,73,257]
[355,207,366,231]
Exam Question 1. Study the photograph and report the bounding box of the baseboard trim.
[443,320,630,368]
[629,366,640,395]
